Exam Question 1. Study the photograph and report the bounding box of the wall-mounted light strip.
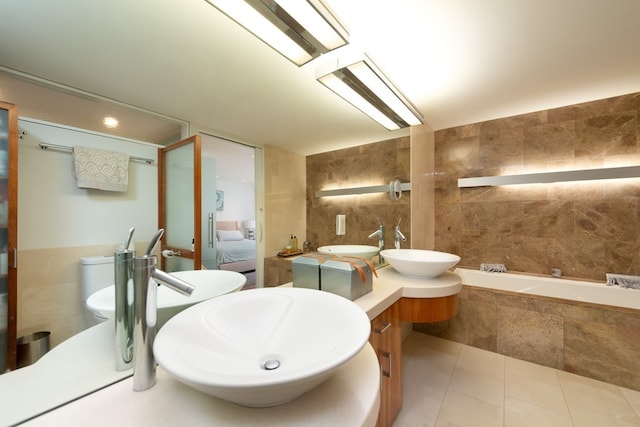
[315,180,411,198]
[205,0,348,66]
[458,166,640,188]
[316,53,423,130]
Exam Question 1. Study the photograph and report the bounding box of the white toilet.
[80,255,115,325]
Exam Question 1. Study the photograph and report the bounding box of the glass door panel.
[158,135,201,272]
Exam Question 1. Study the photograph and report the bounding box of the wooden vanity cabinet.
[369,302,402,427]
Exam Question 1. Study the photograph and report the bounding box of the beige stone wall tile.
[265,144,306,256]
[306,136,411,249]
[497,305,564,369]
[575,111,638,160]
[564,319,640,390]
[416,286,640,391]
[435,91,640,280]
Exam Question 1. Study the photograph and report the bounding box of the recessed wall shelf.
[315,180,411,198]
[458,166,640,188]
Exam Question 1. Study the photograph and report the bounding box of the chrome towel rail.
[39,142,155,165]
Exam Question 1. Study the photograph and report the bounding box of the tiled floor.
[394,332,640,427]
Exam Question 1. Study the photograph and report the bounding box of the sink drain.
[262,359,281,370]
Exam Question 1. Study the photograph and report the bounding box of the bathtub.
[454,268,640,311]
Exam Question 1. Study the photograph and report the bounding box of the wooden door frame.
[157,135,202,269]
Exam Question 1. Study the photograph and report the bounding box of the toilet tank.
[80,255,115,302]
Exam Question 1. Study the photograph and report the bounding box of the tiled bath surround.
[414,92,640,393]
[306,136,411,249]
[414,284,640,391]
[434,92,640,281]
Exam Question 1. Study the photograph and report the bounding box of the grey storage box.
[292,255,324,290]
[320,257,373,301]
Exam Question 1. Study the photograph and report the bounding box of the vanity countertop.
[21,343,380,427]
[11,266,460,426]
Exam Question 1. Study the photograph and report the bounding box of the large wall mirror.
[0,69,189,425]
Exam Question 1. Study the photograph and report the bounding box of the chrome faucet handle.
[145,229,165,257]
[122,226,135,252]
[394,217,407,249]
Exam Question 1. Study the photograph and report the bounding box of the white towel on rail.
[72,145,129,192]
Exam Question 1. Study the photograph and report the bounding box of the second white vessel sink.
[381,249,461,278]
[86,269,245,329]
[153,287,371,407]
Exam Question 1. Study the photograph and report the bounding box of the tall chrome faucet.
[132,229,195,391]
[394,217,407,249]
[114,226,135,371]
[368,218,385,263]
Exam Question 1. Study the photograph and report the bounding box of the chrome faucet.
[394,217,407,249]
[132,229,195,391]
[114,227,135,371]
[368,218,385,263]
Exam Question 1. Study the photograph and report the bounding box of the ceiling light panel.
[317,54,423,130]
[205,0,348,66]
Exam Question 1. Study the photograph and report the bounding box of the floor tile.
[395,332,640,427]
[455,345,505,381]
[505,364,569,416]
[434,419,461,427]
[505,356,560,386]
[392,390,441,427]
[622,387,640,418]
[559,371,640,426]
[449,367,504,407]
[438,389,503,427]
[504,398,572,427]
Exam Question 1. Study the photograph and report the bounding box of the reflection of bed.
[216,221,256,273]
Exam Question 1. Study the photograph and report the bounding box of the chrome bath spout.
[115,226,135,371]
[114,249,135,371]
[368,218,385,264]
[132,229,195,391]
[394,217,407,249]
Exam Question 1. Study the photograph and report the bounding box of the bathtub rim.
[454,267,640,311]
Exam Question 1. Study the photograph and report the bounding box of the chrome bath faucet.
[132,229,195,391]
[368,218,385,264]
[394,217,407,249]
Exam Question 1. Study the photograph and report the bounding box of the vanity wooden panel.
[398,294,457,323]
[369,301,402,427]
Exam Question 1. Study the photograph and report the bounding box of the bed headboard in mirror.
[216,221,239,231]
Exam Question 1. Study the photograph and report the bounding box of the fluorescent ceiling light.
[205,0,348,66]
[458,166,640,187]
[317,54,423,130]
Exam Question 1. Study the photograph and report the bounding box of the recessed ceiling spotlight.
[103,116,119,128]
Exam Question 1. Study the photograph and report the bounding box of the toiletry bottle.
[293,235,298,251]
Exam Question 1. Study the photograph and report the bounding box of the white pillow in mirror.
[217,230,244,241]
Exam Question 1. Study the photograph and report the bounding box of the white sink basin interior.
[381,249,461,278]
[153,287,371,407]
[317,244,380,260]
[86,269,245,328]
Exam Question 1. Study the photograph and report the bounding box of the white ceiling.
[0,0,639,156]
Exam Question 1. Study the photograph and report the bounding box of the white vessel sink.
[153,287,371,407]
[317,244,380,260]
[381,249,461,278]
[86,269,245,329]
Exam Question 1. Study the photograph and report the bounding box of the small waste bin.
[17,331,50,368]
